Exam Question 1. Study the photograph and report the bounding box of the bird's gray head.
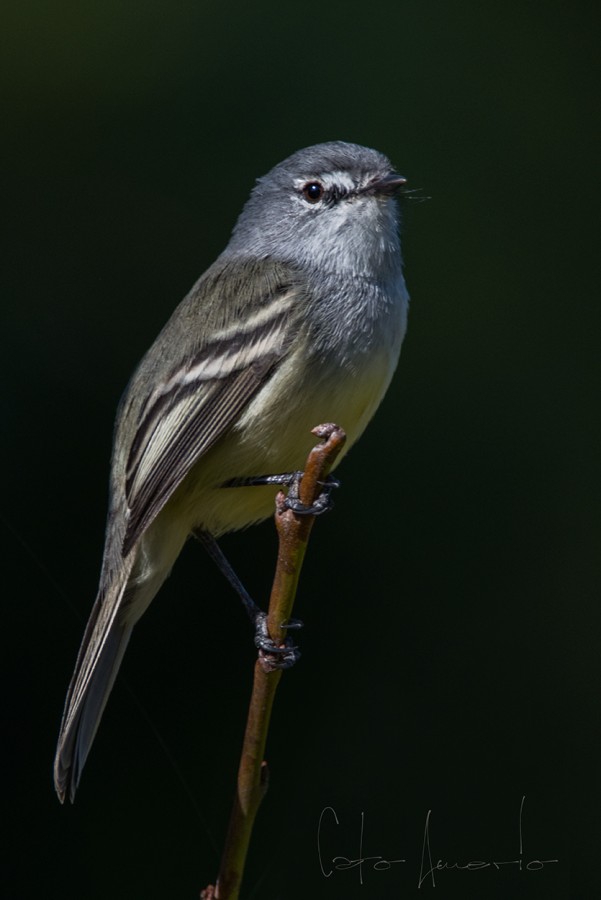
[225,141,406,279]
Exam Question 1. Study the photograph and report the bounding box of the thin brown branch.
[202,424,346,900]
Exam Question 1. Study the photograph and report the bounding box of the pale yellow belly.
[163,342,398,536]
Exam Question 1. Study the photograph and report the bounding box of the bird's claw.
[283,472,340,516]
[254,613,301,670]
[222,471,340,516]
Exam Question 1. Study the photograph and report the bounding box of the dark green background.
[3,2,599,898]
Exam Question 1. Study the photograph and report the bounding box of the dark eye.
[302,181,324,203]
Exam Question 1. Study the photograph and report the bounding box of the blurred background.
[3,1,599,898]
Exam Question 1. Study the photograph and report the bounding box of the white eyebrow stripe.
[294,171,357,194]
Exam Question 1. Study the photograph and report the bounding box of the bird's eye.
[302,181,324,203]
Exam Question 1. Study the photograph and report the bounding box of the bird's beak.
[368,172,408,196]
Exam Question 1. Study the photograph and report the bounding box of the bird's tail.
[53,569,136,803]
[54,515,189,803]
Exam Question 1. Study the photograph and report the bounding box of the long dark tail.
[53,573,134,803]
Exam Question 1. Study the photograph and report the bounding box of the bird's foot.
[224,471,340,516]
[254,612,302,671]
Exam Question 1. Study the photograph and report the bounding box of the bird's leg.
[192,529,300,669]
[223,472,340,516]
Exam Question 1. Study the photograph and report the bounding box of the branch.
[201,424,346,900]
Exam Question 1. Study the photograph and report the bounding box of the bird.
[53,141,410,803]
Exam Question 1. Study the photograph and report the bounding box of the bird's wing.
[54,361,287,803]
[122,269,302,555]
[54,264,304,802]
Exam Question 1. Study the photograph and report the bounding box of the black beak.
[368,172,408,196]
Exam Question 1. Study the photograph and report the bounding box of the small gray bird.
[54,141,410,802]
